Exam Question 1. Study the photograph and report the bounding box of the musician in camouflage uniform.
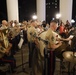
[0,23,16,72]
[27,20,38,69]
[36,20,61,75]
[45,20,62,75]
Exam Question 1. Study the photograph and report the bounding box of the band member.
[27,20,37,68]
[0,28,16,73]
[45,20,61,75]
[36,23,44,35]
[1,20,8,29]
[34,20,62,75]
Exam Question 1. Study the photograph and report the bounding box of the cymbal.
[63,51,76,63]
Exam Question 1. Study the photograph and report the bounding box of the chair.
[0,59,12,75]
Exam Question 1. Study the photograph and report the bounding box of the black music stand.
[16,31,28,74]
[20,43,28,73]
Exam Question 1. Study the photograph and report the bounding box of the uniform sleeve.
[49,33,56,45]
[27,26,37,42]
[31,27,36,35]
[45,29,56,45]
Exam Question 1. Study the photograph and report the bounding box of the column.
[60,0,73,24]
[36,0,46,21]
[6,0,19,22]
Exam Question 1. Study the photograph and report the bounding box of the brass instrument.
[8,27,21,39]
[0,28,10,58]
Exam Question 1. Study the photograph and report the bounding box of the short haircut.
[31,20,36,23]
[50,20,58,24]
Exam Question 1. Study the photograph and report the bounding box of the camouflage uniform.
[27,25,37,68]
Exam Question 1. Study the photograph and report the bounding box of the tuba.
[0,28,9,58]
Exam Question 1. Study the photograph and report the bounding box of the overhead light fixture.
[32,15,37,20]
[56,13,61,19]
[71,19,75,23]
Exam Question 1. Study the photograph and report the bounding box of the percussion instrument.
[62,28,76,61]
[54,42,71,60]
[55,28,76,60]
[63,51,76,63]
[36,29,71,59]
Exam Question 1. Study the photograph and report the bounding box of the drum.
[54,42,71,60]
[63,51,76,63]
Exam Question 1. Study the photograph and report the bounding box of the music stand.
[20,43,28,73]
[16,31,28,74]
